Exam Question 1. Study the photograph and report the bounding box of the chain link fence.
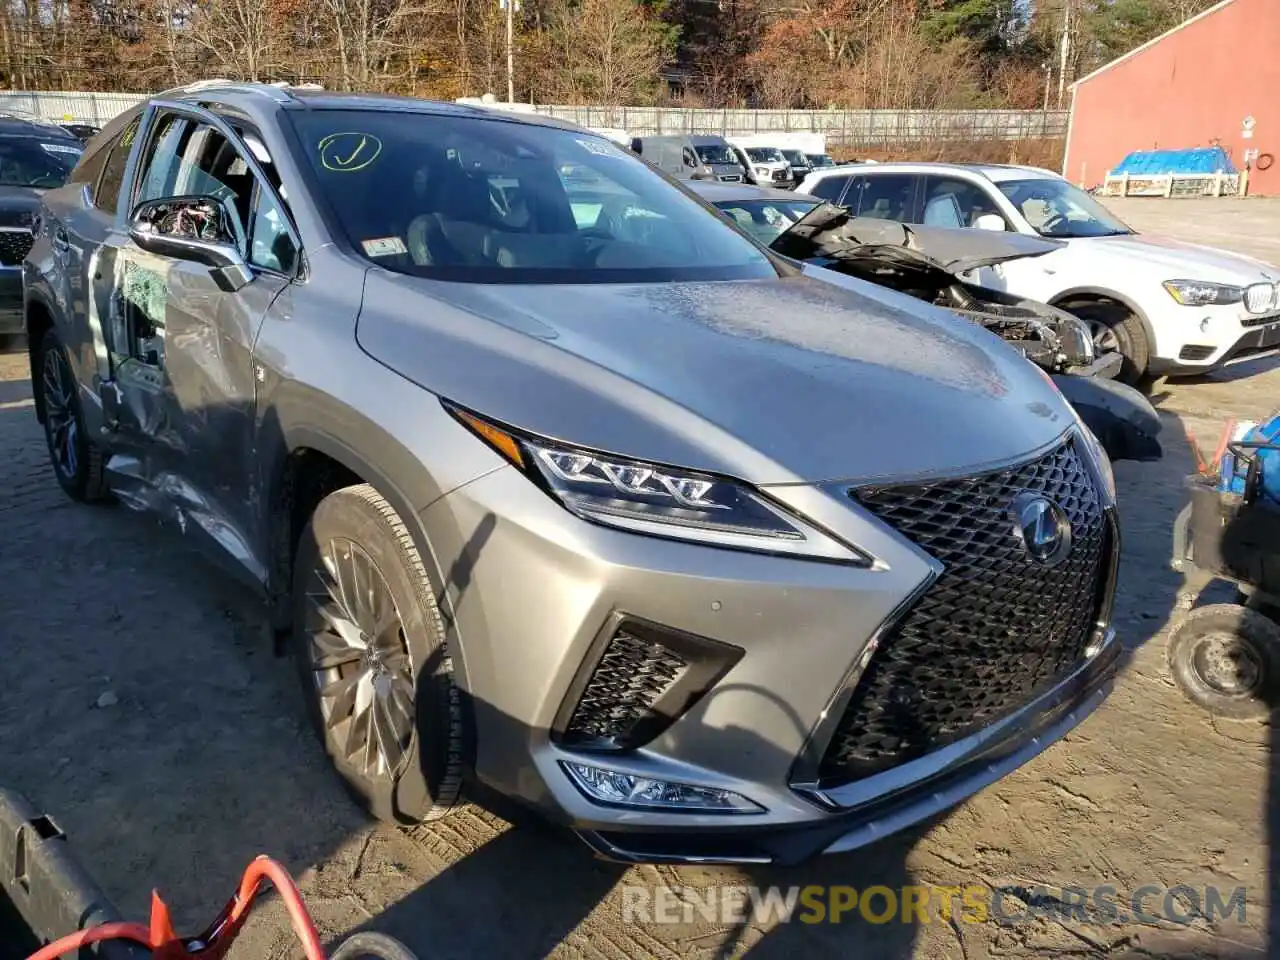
[0,90,1067,144]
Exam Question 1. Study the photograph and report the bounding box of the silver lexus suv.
[24,82,1121,865]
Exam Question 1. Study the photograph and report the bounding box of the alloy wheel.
[306,538,416,780]
[42,346,78,479]
[1087,319,1120,355]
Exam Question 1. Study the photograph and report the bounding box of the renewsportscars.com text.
[621,884,1248,927]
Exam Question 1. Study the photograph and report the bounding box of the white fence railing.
[0,89,1068,144]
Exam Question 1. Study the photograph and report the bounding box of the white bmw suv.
[796,162,1280,386]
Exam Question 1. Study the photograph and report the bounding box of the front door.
[98,106,297,586]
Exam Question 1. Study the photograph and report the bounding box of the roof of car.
[687,181,820,204]
[0,115,80,139]
[804,160,1063,183]
[166,83,591,135]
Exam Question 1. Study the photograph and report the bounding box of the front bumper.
[420,435,1120,865]
[579,628,1120,865]
[1149,307,1280,375]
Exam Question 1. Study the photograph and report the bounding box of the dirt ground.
[3,197,1280,960]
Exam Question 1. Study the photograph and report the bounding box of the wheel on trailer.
[291,483,466,825]
[1167,603,1280,720]
[37,328,110,503]
[330,932,420,960]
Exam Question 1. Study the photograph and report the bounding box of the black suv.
[0,116,83,336]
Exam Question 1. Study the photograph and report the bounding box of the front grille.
[772,170,790,182]
[818,438,1110,785]
[562,629,689,746]
[0,229,33,267]
[1179,344,1215,361]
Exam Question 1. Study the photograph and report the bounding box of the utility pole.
[502,0,516,103]
[1057,0,1071,109]
[1042,62,1051,113]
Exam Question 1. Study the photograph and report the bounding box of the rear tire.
[1168,603,1280,720]
[292,483,465,824]
[37,328,110,503]
[1063,300,1151,389]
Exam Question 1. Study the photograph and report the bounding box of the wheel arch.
[1048,285,1158,351]
[261,408,474,694]
[23,294,56,423]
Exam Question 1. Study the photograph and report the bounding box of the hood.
[775,205,1064,274]
[1083,233,1278,281]
[355,267,1078,485]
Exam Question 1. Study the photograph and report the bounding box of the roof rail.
[158,79,321,103]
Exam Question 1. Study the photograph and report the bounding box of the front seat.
[407,166,497,267]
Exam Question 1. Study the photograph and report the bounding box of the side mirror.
[129,195,252,292]
[973,213,1007,232]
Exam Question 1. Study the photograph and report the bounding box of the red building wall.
[1064,0,1280,196]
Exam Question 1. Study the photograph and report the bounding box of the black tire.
[37,328,110,503]
[330,933,420,960]
[1167,603,1280,720]
[292,483,465,824]
[1064,301,1151,389]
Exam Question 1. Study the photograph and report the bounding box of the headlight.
[446,403,871,565]
[755,166,769,176]
[1076,419,1117,502]
[1163,279,1243,307]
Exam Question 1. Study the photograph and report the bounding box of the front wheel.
[292,483,466,824]
[1063,301,1152,389]
[37,329,110,502]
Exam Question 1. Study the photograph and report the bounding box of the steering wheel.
[1040,212,1069,235]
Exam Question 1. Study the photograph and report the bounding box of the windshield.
[745,147,785,163]
[694,143,735,165]
[0,135,82,188]
[713,198,821,245]
[782,150,810,166]
[808,154,835,167]
[289,110,777,283]
[997,177,1133,238]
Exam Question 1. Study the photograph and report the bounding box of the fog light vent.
[1179,344,1215,362]
[553,616,744,752]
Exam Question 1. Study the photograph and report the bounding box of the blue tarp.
[1111,147,1237,176]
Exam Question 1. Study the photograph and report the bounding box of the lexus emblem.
[1011,493,1072,566]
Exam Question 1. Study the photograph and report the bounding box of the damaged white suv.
[797,162,1280,386]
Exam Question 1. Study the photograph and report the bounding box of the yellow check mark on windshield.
[334,136,369,168]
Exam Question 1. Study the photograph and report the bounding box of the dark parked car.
[0,117,82,336]
[57,123,102,144]
[26,82,1125,866]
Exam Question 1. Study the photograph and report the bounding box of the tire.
[1063,301,1151,389]
[292,483,465,824]
[1167,603,1280,720]
[330,933,420,960]
[37,328,110,503]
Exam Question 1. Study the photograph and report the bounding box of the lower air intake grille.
[818,437,1111,785]
[1179,344,1215,361]
[555,617,745,752]
[0,230,33,267]
[563,631,689,745]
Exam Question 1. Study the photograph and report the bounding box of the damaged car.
[29,83,1128,866]
[692,181,1162,463]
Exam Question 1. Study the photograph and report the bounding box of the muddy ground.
[1,197,1278,959]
